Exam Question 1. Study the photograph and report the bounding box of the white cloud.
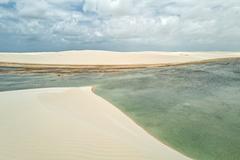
[0,0,240,51]
[83,0,135,16]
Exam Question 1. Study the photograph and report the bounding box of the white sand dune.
[0,87,190,160]
[1,50,237,159]
[0,50,240,65]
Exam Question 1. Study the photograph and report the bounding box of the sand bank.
[0,87,190,160]
[0,50,240,67]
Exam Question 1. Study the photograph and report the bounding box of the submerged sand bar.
[0,51,240,67]
[0,87,190,160]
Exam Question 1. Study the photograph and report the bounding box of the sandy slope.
[0,50,240,65]
[0,87,190,160]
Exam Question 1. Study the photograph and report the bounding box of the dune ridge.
[0,87,190,160]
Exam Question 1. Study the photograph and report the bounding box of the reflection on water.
[0,59,240,160]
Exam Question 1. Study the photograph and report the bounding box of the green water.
[0,59,240,159]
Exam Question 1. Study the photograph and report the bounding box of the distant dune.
[0,50,240,67]
[0,87,190,160]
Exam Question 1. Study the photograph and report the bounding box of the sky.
[0,0,240,52]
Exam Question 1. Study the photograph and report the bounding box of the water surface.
[0,59,240,160]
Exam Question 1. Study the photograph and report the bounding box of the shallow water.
[0,59,240,160]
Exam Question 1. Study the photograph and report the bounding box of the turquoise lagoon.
[0,59,240,160]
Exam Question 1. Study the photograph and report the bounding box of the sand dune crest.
[0,87,190,160]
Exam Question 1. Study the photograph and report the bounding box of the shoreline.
[91,86,191,159]
[1,57,240,74]
[0,50,240,74]
[0,86,190,160]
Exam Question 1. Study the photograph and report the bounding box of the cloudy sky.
[0,0,240,52]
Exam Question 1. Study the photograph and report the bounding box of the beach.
[0,87,190,160]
